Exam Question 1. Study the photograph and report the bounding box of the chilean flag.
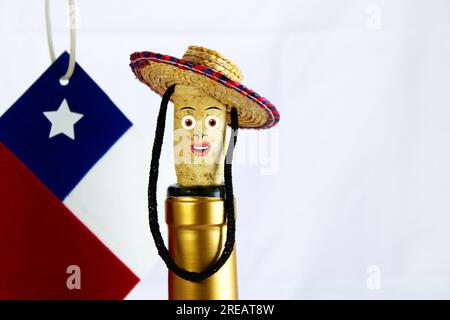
[0,53,155,299]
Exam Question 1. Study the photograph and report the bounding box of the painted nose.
[193,133,208,139]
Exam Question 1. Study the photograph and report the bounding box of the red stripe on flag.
[0,143,139,299]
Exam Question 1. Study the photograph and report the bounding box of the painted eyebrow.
[180,106,196,110]
[205,106,222,111]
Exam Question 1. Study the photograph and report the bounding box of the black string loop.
[148,84,239,282]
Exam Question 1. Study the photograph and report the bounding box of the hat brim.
[130,51,279,129]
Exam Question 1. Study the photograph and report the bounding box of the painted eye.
[182,115,196,130]
[205,116,219,129]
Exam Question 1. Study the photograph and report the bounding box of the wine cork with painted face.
[172,85,227,186]
[130,45,280,185]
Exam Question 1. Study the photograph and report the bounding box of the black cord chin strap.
[148,84,239,282]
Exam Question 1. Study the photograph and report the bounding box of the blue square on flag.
[0,52,132,200]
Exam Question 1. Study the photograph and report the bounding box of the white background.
[1,0,450,299]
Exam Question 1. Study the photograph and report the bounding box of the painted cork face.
[172,85,227,186]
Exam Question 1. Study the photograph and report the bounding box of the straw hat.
[130,46,279,129]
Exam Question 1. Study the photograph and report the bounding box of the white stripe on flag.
[64,127,157,279]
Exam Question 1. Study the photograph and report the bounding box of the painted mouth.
[191,142,211,157]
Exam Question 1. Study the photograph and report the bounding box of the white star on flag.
[43,99,83,140]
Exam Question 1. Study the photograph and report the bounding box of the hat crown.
[182,46,243,82]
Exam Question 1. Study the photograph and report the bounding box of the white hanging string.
[45,0,76,81]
